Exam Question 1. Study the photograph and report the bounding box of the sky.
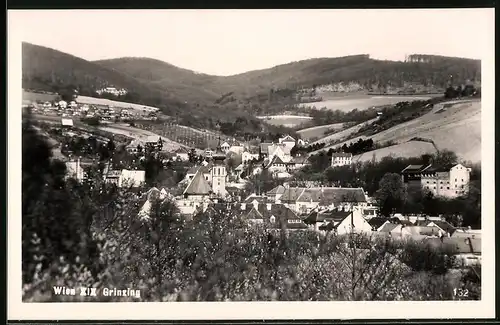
[9,9,494,76]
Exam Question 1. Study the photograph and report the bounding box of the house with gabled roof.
[242,148,260,164]
[183,170,212,201]
[136,187,176,220]
[303,206,371,234]
[265,155,288,174]
[286,156,309,170]
[278,186,368,214]
[185,163,213,183]
[401,164,432,186]
[420,163,471,198]
[220,141,231,153]
[426,220,456,236]
[368,217,392,232]
[278,135,297,152]
[237,201,308,230]
[266,185,286,202]
[425,237,481,267]
[174,147,190,161]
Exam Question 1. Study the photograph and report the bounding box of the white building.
[303,206,372,234]
[278,135,297,152]
[420,163,471,198]
[58,100,68,109]
[242,150,260,164]
[65,159,85,181]
[331,152,353,167]
[119,169,146,188]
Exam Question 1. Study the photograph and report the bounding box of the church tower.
[211,137,227,197]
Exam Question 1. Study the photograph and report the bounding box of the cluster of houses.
[329,152,472,199]
[96,87,128,97]
[62,129,480,268]
[65,158,146,188]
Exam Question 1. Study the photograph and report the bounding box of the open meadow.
[316,99,481,163]
[257,115,312,127]
[299,94,440,112]
[297,122,345,140]
[23,90,59,103]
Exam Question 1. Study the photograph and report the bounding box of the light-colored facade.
[278,135,297,153]
[119,169,146,188]
[242,151,260,163]
[335,206,373,235]
[331,153,353,167]
[421,164,471,198]
[211,163,227,197]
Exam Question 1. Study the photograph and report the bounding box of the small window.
[447,187,450,190]
[270,216,276,223]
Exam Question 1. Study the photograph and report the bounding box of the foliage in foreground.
[22,123,480,302]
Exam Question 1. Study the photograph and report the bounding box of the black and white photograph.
[8,8,495,320]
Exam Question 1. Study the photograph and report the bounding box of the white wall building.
[421,163,471,198]
[119,169,146,188]
[331,153,353,167]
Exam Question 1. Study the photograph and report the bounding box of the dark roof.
[260,143,273,154]
[303,209,351,224]
[368,217,389,230]
[425,237,481,254]
[244,195,271,204]
[331,152,353,158]
[240,203,307,229]
[290,156,308,164]
[379,223,399,233]
[183,170,211,195]
[401,164,432,174]
[175,147,190,154]
[280,135,296,142]
[400,220,414,226]
[267,185,286,196]
[430,220,456,234]
[246,147,260,154]
[187,164,212,175]
[414,219,432,226]
[281,187,366,205]
[422,163,459,174]
[270,155,286,165]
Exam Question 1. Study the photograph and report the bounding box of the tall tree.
[375,173,407,217]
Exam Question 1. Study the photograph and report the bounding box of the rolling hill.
[312,99,481,163]
[96,54,481,103]
[22,42,481,126]
[22,42,190,116]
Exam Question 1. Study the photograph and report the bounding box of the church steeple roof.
[212,136,226,162]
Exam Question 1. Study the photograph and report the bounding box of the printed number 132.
[454,288,469,298]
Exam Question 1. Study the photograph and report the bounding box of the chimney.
[267,203,272,211]
[241,203,246,210]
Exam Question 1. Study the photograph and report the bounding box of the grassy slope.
[313,100,481,162]
[297,122,345,140]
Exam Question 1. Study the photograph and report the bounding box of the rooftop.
[183,170,212,196]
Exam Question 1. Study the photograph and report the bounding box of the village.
[33,108,480,271]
